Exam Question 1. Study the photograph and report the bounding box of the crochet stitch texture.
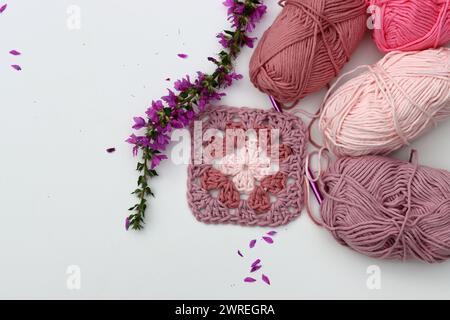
[187,106,308,227]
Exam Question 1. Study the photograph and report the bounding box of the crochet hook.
[269,95,283,113]
[268,95,323,205]
[307,167,323,205]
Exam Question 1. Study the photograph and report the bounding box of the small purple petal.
[177,53,188,59]
[132,117,146,130]
[151,154,168,169]
[244,277,256,283]
[11,65,22,71]
[262,274,271,285]
[267,231,277,236]
[251,259,261,268]
[237,250,244,258]
[262,236,274,244]
[9,50,21,56]
[0,4,7,13]
[250,265,262,273]
[106,148,116,153]
[249,239,256,249]
[125,217,130,231]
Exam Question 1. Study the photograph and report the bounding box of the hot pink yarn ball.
[367,0,450,53]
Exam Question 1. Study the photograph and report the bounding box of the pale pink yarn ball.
[367,0,450,52]
[319,48,450,157]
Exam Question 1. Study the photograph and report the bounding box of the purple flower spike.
[237,250,244,258]
[106,148,116,153]
[267,231,277,236]
[9,50,21,56]
[125,217,130,231]
[0,4,7,14]
[124,0,268,230]
[244,277,256,283]
[262,236,274,244]
[250,265,262,273]
[262,274,271,285]
[11,65,21,71]
[249,239,256,249]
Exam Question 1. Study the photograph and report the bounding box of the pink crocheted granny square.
[187,106,308,227]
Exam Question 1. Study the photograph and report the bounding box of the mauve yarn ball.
[249,0,367,107]
[320,155,450,263]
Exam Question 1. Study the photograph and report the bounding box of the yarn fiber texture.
[187,106,308,227]
[249,0,367,106]
[367,0,450,53]
[320,48,450,158]
[320,155,450,263]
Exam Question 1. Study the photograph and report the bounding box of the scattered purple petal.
[106,148,116,153]
[262,236,274,244]
[250,265,262,273]
[262,274,271,285]
[177,53,188,59]
[244,277,256,283]
[237,250,244,258]
[249,239,256,249]
[11,65,21,71]
[0,4,7,14]
[9,50,21,56]
[267,231,277,236]
[251,259,261,268]
[125,217,130,231]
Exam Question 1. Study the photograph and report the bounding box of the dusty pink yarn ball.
[249,0,367,107]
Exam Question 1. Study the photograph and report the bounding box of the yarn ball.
[320,155,450,263]
[320,48,450,158]
[249,0,367,106]
[367,0,450,53]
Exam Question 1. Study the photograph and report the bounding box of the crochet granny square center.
[187,106,308,227]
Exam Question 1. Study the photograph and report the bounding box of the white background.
[1,0,450,299]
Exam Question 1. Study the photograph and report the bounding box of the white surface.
[1,0,450,300]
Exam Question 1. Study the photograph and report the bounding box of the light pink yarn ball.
[320,48,450,157]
